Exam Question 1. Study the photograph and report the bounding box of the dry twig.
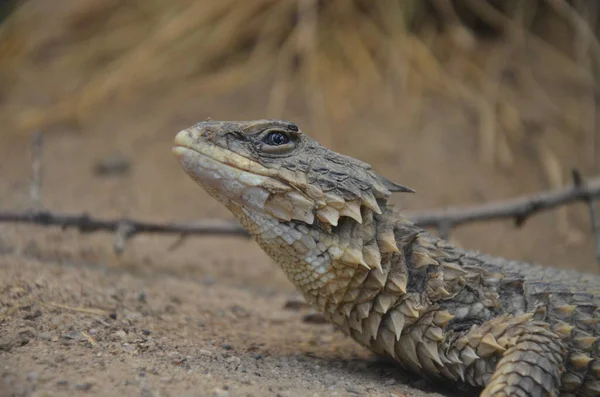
[0,211,249,237]
[572,170,600,262]
[2,172,600,259]
[43,302,111,317]
[29,131,42,208]
[81,330,98,347]
[411,171,600,230]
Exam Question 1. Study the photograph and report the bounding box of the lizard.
[172,119,600,397]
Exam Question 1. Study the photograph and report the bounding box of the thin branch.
[2,173,600,243]
[572,169,600,262]
[408,172,600,229]
[0,211,250,237]
[29,131,43,208]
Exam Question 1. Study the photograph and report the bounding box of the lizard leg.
[481,326,566,397]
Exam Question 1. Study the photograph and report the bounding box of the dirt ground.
[2,3,600,396]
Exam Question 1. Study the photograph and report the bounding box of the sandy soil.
[1,5,600,395]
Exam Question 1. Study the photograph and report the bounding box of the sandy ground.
[1,9,600,394]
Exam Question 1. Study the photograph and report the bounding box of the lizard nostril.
[204,129,216,141]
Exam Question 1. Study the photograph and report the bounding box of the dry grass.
[1,0,599,169]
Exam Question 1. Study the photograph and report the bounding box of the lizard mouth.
[173,129,274,177]
[172,129,316,224]
[172,129,290,192]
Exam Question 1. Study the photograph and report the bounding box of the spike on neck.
[229,201,416,311]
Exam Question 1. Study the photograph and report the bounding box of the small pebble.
[225,356,241,365]
[283,299,309,310]
[93,153,131,176]
[171,356,187,366]
[302,313,328,324]
[23,309,42,320]
[199,349,213,357]
[165,305,177,314]
[74,382,94,391]
[221,343,232,350]
[212,388,229,397]
[136,291,147,303]
[62,331,80,340]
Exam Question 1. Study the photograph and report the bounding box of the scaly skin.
[172,119,600,397]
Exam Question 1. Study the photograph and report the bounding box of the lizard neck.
[230,197,504,320]
[228,202,428,312]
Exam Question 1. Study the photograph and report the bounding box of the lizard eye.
[263,131,290,146]
[256,128,298,155]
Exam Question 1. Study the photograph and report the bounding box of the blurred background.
[1,0,600,281]
[2,2,600,396]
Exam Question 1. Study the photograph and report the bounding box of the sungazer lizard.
[172,119,600,397]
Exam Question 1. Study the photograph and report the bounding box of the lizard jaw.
[173,129,316,224]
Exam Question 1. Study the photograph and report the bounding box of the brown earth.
[2,2,600,397]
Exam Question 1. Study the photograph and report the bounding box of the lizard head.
[173,119,414,305]
[172,119,413,228]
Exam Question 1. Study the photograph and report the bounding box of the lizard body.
[173,119,600,397]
